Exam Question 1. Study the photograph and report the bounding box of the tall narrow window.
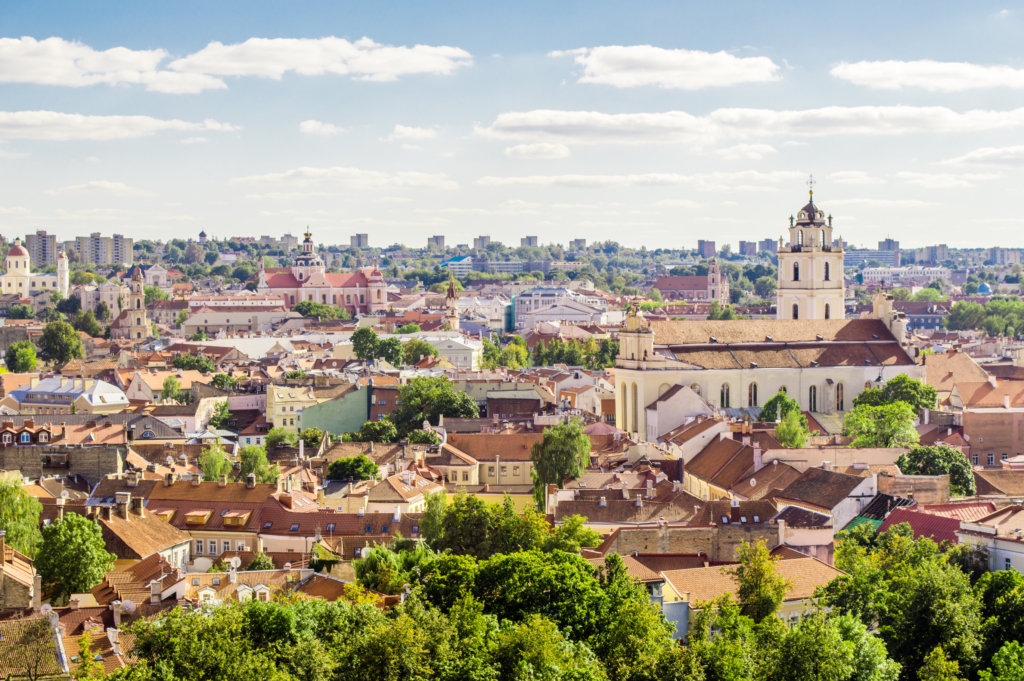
[792,303,799,320]
[797,230,804,246]
[720,383,731,408]
[824,303,830,319]
[748,383,758,408]
[824,262,830,281]
[809,385,817,412]
[793,263,800,281]
[631,383,639,435]
[820,229,825,246]
[836,383,845,411]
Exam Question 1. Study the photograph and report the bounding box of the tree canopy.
[854,374,937,412]
[35,513,116,604]
[842,402,920,448]
[896,446,976,497]
[38,320,84,365]
[326,455,379,481]
[4,340,38,373]
[530,419,591,509]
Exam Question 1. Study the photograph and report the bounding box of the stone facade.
[598,523,779,562]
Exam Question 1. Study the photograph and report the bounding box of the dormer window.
[4,434,13,443]
[20,433,30,443]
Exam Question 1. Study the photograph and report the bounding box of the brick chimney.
[32,574,41,612]
[55,497,65,521]
[246,473,256,489]
[132,497,146,518]
[149,580,161,605]
[191,474,201,487]
[218,474,227,487]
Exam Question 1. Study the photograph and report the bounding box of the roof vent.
[765,335,773,342]
[816,334,823,341]
[811,360,819,367]
[872,334,879,339]
[750,362,758,369]
[709,336,718,344]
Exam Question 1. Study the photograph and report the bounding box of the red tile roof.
[877,507,963,545]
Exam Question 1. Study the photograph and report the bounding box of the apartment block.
[473,236,491,250]
[697,240,716,259]
[427,235,445,249]
[74,233,134,266]
[878,238,900,252]
[569,239,586,251]
[915,244,949,264]
[25,231,58,266]
[758,239,778,254]
[521,236,538,247]
[988,248,1021,266]
[350,234,369,248]
[738,241,757,257]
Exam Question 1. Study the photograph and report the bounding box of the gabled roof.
[662,557,844,607]
[878,507,963,545]
[775,467,867,512]
[650,318,898,345]
[975,470,1024,496]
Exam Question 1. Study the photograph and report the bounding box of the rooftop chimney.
[393,506,401,522]
[218,474,227,487]
[132,496,145,518]
[246,473,256,489]
[599,496,607,507]
[31,573,41,612]
[149,580,161,605]
[990,375,999,389]
[111,601,122,628]
[55,497,65,521]
[1006,394,1012,410]
[753,447,763,473]
[164,473,176,486]
[191,474,201,487]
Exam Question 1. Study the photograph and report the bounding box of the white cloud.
[831,60,1024,91]
[0,111,237,141]
[829,171,882,185]
[46,180,153,196]
[476,170,801,190]
[0,206,30,215]
[550,45,780,89]
[299,120,345,136]
[0,147,28,158]
[372,197,414,203]
[894,171,1000,189]
[504,143,571,159]
[242,191,331,201]
[169,36,471,82]
[652,199,702,207]
[400,144,424,151]
[940,145,1024,167]
[712,143,776,160]
[827,198,938,207]
[0,35,470,94]
[231,165,457,189]
[179,136,208,145]
[0,36,225,93]
[384,125,438,141]
[476,106,1024,145]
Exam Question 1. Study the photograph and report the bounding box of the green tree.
[437,492,493,559]
[351,327,379,360]
[842,402,920,448]
[172,354,216,372]
[775,408,810,448]
[199,443,232,481]
[239,445,276,483]
[377,337,405,365]
[264,427,296,449]
[211,373,236,390]
[530,419,592,510]
[834,614,902,681]
[35,513,115,604]
[358,419,398,443]
[754,275,777,299]
[498,343,529,370]
[774,612,856,681]
[896,446,976,497]
[919,647,966,681]
[396,324,421,334]
[94,300,111,322]
[731,539,793,622]
[246,552,275,571]
[161,375,182,402]
[176,309,188,327]
[980,641,1024,681]
[421,490,447,548]
[144,286,169,305]
[0,477,43,557]
[6,304,35,319]
[283,370,309,380]
[191,331,210,341]
[326,455,379,481]
[855,374,937,412]
[404,338,439,365]
[298,427,325,450]
[947,302,986,331]
[71,309,102,337]
[913,288,945,302]
[759,389,804,423]
[207,401,232,431]
[74,631,103,681]
[490,495,550,555]
[407,429,442,445]
[392,376,479,435]
[38,320,84,365]
[542,514,602,553]
[4,340,38,373]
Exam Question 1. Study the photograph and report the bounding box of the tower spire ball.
[807,174,816,200]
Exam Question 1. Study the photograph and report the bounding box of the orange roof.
[662,557,844,606]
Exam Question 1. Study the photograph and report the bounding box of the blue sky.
[1,0,1023,251]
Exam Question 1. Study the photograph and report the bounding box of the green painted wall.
[298,387,369,436]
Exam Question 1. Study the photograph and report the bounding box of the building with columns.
[256,229,388,314]
[110,267,149,340]
[776,189,845,321]
[0,238,69,299]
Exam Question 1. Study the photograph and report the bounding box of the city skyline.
[2,1,1024,248]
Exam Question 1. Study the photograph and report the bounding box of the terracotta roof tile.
[662,557,844,606]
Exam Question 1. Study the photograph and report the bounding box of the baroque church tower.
[128,266,148,340]
[776,179,845,320]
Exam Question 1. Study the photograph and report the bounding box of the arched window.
[620,383,628,432]
[793,263,800,281]
[824,303,830,319]
[809,385,817,412]
[820,229,825,246]
[824,262,830,281]
[136,299,141,309]
[836,383,845,412]
[720,383,731,408]
[780,386,788,394]
[690,383,701,396]
[792,304,799,320]
[797,230,804,246]
[631,383,639,435]
[748,382,758,407]
[865,381,872,390]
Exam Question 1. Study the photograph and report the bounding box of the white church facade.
[0,238,69,299]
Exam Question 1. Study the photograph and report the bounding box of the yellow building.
[0,376,129,415]
[267,383,353,432]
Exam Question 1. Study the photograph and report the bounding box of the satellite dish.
[122,600,137,614]
[283,562,292,570]
[229,557,242,569]
[166,456,174,465]
[60,490,69,499]
[749,478,757,487]
[39,604,52,615]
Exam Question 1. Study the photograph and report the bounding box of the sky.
[1,0,1024,252]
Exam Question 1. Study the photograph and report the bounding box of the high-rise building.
[697,240,716,259]
[738,241,757,257]
[569,239,586,251]
[73,233,134,267]
[427,235,445,249]
[350,234,369,249]
[916,244,949,264]
[473,236,491,250]
[988,247,1021,266]
[25,230,58,267]
[758,238,778,254]
[521,236,538,247]
[878,238,900,252]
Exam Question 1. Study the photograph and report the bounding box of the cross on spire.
[807,174,816,200]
